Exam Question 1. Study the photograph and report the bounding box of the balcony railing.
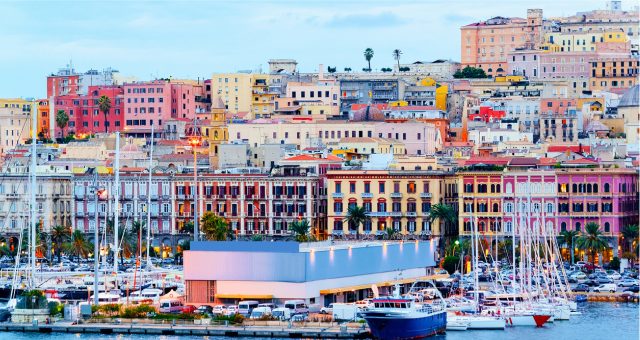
[420,192,432,199]
[361,193,373,199]
[332,193,344,199]
[406,212,417,217]
[390,192,403,198]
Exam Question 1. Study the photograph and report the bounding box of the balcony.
[332,192,344,199]
[406,212,418,217]
[123,194,133,200]
[6,193,20,199]
[366,212,389,217]
[361,192,373,199]
[420,192,432,199]
[36,193,46,200]
[390,211,403,217]
[390,192,403,199]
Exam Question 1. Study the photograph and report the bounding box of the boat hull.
[364,311,446,339]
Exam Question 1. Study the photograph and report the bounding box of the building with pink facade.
[53,85,124,136]
[123,80,196,137]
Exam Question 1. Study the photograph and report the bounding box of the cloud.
[325,11,404,28]
[443,13,474,23]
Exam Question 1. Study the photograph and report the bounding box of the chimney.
[318,64,324,80]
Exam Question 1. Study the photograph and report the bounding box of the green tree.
[200,212,231,241]
[442,256,460,274]
[289,219,311,242]
[453,66,488,79]
[363,48,374,71]
[392,49,402,70]
[558,230,580,263]
[429,204,458,236]
[55,110,69,139]
[345,205,370,240]
[621,225,639,253]
[182,221,194,234]
[98,95,112,133]
[344,67,352,72]
[50,225,71,263]
[576,222,609,264]
[384,227,398,240]
[64,230,92,263]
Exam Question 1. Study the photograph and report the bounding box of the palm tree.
[621,224,639,253]
[384,227,398,240]
[429,204,458,236]
[50,225,71,263]
[55,110,69,139]
[345,205,369,240]
[576,222,609,264]
[130,220,146,257]
[200,212,231,241]
[98,95,112,133]
[65,230,92,263]
[289,219,311,242]
[558,230,580,263]
[363,48,374,71]
[392,49,402,70]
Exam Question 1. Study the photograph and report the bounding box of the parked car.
[284,300,309,315]
[593,283,617,293]
[212,305,226,315]
[572,284,590,292]
[182,305,197,314]
[596,276,613,284]
[249,307,272,319]
[606,271,621,281]
[623,284,639,293]
[238,301,260,316]
[159,299,184,313]
[224,305,238,316]
[272,307,292,320]
[194,305,213,315]
[583,279,599,287]
[320,303,334,315]
[617,278,638,287]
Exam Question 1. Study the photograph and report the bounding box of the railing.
[390,192,402,198]
[406,212,417,217]
[420,192,432,198]
[361,193,373,199]
[332,193,344,198]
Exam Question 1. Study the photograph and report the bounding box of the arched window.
[533,203,540,212]
[546,203,553,213]
[561,222,567,232]
[479,221,485,232]
[491,184,496,193]
[593,184,598,193]
[505,203,513,213]
[505,221,513,233]
[572,183,578,193]
[604,183,610,192]
[493,203,499,212]
[496,184,501,193]
[575,222,581,231]
[586,184,592,193]
[506,183,513,194]
[604,222,610,233]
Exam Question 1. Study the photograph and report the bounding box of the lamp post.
[188,136,202,241]
[571,234,575,265]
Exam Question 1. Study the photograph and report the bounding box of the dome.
[618,85,639,108]
[351,105,385,121]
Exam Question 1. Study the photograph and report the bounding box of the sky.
[0,0,608,98]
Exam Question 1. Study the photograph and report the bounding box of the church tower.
[207,97,228,169]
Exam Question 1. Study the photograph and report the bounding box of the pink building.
[124,80,196,136]
[540,98,577,115]
[373,121,441,156]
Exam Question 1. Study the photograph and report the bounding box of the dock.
[567,292,640,303]
[0,322,373,338]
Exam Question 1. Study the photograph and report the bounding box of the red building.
[52,85,124,137]
[468,106,506,123]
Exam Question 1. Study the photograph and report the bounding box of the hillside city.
[0,1,638,275]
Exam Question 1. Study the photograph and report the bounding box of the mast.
[29,100,37,288]
[145,125,154,267]
[113,132,120,288]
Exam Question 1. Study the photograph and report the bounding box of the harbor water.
[0,302,637,340]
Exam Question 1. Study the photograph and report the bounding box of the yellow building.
[204,98,229,168]
[251,74,277,118]
[210,73,253,114]
[543,30,628,52]
[328,137,405,156]
[326,170,452,239]
[0,100,32,155]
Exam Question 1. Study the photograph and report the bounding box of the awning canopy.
[216,294,274,300]
[319,274,448,295]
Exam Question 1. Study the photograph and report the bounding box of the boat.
[361,297,447,339]
[448,312,506,330]
[446,319,468,331]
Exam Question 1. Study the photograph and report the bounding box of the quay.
[566,292,640,303]
[0,322,372,338]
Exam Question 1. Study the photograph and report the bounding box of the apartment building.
[53,85,124,136]
[0,102,31,155]
[326,169,453,239]
[590,57,639,91]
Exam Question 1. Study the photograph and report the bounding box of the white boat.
[89,292,121,304]
[129,288,163,302]
[446,319,469,331]
[448,313,506,329]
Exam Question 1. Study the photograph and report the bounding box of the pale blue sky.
[0,0,609,98]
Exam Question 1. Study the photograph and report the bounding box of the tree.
[399,66,410,72]
[345,206,370,240]
[384,227,398,240]
[442,256,460,274]
[65,230,92,263]
[576,222,609,264]
[55,110,69,139]
[290,219,311,242]
[429,204,458,236]
[392,49,402,70]
[363,48,374,71]
[453,66,488,79]
[558,230,580,263]
[381,67,392,73]
[98,95,112,133]
[50,225,71,263]
[621,225,639,254]
[344,67,352,72]
[327,66,337,73]
[182,221,194,234]
[200,212,231,241]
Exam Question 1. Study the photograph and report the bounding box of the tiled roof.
[548,145,591,153]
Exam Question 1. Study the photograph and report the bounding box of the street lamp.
[188,136,202,242]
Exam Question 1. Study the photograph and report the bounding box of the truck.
[332,303,360,321]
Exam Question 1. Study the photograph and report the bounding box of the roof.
[508,157,540,166]
[156,140,188,146]
[283,154,343,162]
[564,158,599,165]
[387,106,437,111]
[618,85,639,108]
[547,145,591,153]
[443,141,474,147]
[464,156,511,166]
[158,153,193,161]
[539,157,557,166]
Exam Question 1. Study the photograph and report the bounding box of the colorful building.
[590,57,639,91]
[53,85,124,137]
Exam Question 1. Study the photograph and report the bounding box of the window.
[378,182,385,193]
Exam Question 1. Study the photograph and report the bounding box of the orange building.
[460,9,543,78]
[590,58,639,92]
[36,99,50,138]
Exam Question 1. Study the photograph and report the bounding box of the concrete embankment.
[567,292,639,302]
[0,322,372,338]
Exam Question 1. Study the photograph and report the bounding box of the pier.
[0,321,372,338]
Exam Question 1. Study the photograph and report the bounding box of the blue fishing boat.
[361,296,447,339]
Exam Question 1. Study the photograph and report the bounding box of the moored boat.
[361,297,447,339]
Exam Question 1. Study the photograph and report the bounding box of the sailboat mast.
[29,100,37,287]
[145,125,154,266]
[113,132,120,288]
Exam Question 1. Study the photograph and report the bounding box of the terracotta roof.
[508,157,540,166]
[120,167,146,173]
[464,156,511,166]
[159,153,193,161]
[351,103,388,111]
[564,158,599,165]
[157,140,188,146]
[539,157,557,165]
[548,145,591,153]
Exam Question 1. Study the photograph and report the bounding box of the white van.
[594,283,617,293]
[238,300,260,316]
[159,299,184,313]
[284,300,309,315]
[249,306,272,319]
[258,303,276,310]
[272,307,292,320]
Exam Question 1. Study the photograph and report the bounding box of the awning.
[216,294,274,300]
[319,274,449,295]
